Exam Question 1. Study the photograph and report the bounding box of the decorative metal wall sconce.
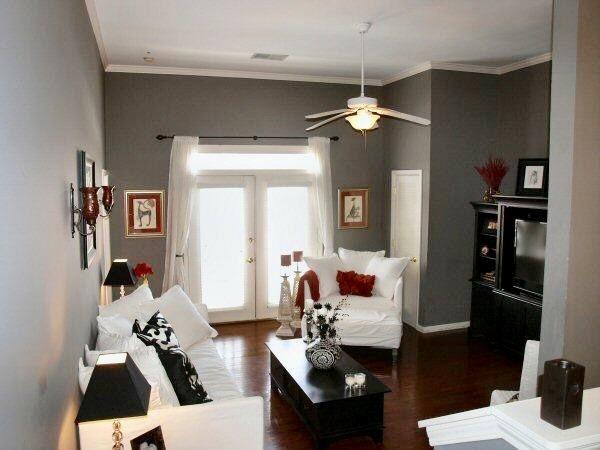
[71,184,115,237]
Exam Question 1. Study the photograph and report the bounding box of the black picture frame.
[515,158,549,197]
[78,150,96,269]
[130,426,167,450]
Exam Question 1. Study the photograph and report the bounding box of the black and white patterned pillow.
[133,311,212,405]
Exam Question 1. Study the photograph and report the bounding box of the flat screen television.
[513,219,547,298]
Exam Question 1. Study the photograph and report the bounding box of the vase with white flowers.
[303,298,348,370]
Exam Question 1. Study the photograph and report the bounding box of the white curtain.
[162,136,199,293]
[308,137,334,255]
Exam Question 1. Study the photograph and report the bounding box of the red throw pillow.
[336,270,376,297]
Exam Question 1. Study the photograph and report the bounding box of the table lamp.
[104,259,138,297]
[76,352,151,449]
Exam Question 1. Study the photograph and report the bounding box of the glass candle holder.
[345,373,356,390]
[354,372,366,388]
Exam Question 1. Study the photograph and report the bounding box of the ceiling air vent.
[251,53,289,61]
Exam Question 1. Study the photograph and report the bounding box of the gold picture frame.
[124,190,165,238]
[338,188,369,229]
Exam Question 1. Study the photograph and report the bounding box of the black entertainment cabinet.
[469,195,548,356]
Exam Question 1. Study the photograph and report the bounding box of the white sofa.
[79,303,264,450]
[301,276,404,354]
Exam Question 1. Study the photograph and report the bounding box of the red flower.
[475,157,509,191]
[134,262,154,278]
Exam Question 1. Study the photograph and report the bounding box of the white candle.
[345,374,356,388]
[354,372,366,387]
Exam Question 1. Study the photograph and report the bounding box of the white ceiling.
[89,0,553,84]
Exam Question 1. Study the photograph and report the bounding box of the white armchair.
[301,276,404,358]
[490,340,540,405]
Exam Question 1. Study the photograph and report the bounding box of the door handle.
[246,257,255,263]
[410,257,418,263]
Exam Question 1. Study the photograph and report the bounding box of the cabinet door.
[524,302,542,342]
[499,296,526,354]
[469,283,497,340]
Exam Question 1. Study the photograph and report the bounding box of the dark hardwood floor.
[213,320,521,450]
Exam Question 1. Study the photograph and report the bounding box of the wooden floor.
[213,320,521,450]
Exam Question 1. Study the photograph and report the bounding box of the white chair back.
[518,340,540,400]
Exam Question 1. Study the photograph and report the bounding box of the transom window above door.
[189,145,316,173]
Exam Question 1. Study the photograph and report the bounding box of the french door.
[188,176,256,323]
[188,174,317,323]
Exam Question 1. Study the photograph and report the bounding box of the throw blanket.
[295,270,320,313]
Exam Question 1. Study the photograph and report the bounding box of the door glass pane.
[197,188,246,310]
[266,186,310,307]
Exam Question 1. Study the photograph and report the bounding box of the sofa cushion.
[366,256,410,299]
[133,311,212,406]
[338,248,385,273]
[336,270,375,297]
[185,339,242,401]
[304,254,343,298]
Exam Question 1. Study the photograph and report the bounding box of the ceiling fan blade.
[305,109,353,119]
[305,111,355,131]
[369,107,431,126]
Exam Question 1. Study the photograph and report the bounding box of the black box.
[540,359,585,429]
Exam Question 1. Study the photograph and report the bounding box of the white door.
[188,176,256,323]
[390,170,422,328]
[255,175,318,319]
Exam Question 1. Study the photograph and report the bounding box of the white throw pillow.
[95,315,136,351]
[365,256,410,299]
[303,254,343,298]
[338,248,385,273]
[98,285,154,321]
[139,285,217,349]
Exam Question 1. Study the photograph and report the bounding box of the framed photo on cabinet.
[125,190,165,237]
[515,158,549,197]
[338,188,369,229]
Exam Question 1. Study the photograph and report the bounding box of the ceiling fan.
[305,22,431,133]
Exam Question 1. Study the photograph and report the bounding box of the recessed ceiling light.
[251,53,289,61]
[143,56,154,63]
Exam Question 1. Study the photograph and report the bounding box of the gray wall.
[105,73,386,296]
[497,62,552,189]
[540,0,600,387]
[425,70,500,326]
[384,64,551,327]
[383,71,432,320]
[0,0,104,448]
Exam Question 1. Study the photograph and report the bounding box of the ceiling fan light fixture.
[346,109,380,131]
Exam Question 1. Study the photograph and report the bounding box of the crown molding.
[105,64,383,86]
[84,0,108,68]
[496,52,552,74]
[382,62,433,85]
[382,53,552,85]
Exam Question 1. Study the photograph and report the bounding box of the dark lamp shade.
[281,254,292,267]
[76,353,150,423]
[103,259,137,286]
[293,251,303,262]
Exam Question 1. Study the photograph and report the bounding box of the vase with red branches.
[475,157,509,202]
[134,262,154,286]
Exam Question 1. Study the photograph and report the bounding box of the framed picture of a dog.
[125,190,165,237]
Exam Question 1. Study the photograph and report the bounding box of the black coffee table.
[266,339,391,449]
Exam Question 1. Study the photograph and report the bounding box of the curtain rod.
[155,134,340,142]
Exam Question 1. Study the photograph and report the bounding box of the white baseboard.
[415,321,470,334]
